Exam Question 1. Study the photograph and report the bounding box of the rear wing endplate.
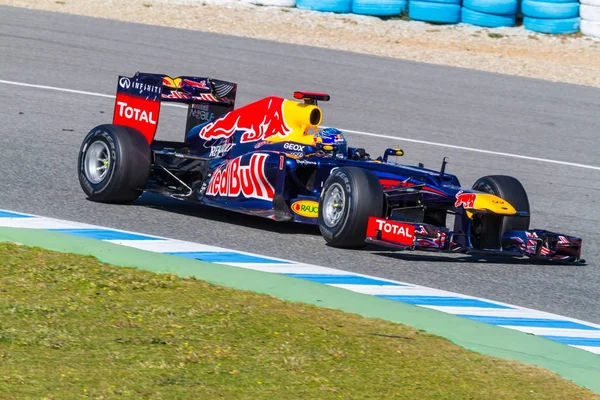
[112,71,237,143]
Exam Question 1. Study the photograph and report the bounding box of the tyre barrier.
[523,15,580,32]
[463,0,518,14]
[580,19,600,37]
[461,7,517,27]
[520,0,580,33]
[580,3,600,18]
[297,0,353,13]
[243,0,592,36]
[521,0,579,18]
[352,0,408,15]
[580,2,600,38]
[408,0,462,24]
[460,0,518,27]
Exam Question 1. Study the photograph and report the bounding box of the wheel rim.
[84,141,111,184]
[322,183,345,228]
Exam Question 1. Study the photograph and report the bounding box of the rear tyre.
[77,124,151,204]
[318,167,384,248]
[470,175,530,249]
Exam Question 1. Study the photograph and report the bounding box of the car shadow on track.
[132,193,322,236]
[130,194,585,267]
[373,251,530,264]
[373,251,584,266]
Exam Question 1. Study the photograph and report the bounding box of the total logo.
[283,142,305,152]
[291,200,319,218]
[375,219,413,238]
[367,217,415,246]
[116,101,157,125]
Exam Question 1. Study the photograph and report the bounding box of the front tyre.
[318,167,384,248]
[470,175,530,249]
[77,124,151,204]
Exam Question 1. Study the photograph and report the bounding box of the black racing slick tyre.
[77,124,151,204]
[318,167,384,249]
[470,175,530,249]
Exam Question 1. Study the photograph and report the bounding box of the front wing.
[365,217,585,264]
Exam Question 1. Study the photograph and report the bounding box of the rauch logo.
[291,200,319,218]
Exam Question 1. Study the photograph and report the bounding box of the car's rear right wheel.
[77,124,151,204]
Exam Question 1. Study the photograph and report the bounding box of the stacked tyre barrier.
[461,0,518,27]
[408,0,461,24]
[580,0,600,38]
[242,0,596,36]
[352,0,408,16]
[521,0,580,34]
[296,0,352,13]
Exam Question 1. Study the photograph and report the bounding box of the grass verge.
[0,243,598,399]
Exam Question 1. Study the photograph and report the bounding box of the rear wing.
[113,71,237,143]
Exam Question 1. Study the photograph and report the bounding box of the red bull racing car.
[77,72,584,264]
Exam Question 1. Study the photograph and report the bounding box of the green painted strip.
[1,227,599,393]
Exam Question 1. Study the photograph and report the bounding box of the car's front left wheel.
[318,166,384,248]
[469,174,531,249]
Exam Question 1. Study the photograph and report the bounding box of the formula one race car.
[77,72,584,264]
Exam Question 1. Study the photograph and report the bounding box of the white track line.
[0,80,115,99]
[2,79,599,171]
[336,128,600,171]
[0,79,186,109]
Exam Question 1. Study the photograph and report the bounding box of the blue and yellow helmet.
[315,127,348,159]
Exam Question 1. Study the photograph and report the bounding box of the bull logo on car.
[454,190,477,209]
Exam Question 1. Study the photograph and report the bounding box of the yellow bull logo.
[162,77,183,88]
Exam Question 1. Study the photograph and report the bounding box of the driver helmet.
[315,127,348,159]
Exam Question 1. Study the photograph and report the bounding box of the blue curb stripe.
[166,251,290,264]
[283,274,406,286]
[3,209,600,356]
[47,228,162,241]
[378,295,513,309]
[457,315,600,330]
[541,336,600,347]
[0,211,33,218]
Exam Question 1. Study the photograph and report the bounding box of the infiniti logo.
[119,77,131,89]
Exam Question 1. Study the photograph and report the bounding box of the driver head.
[315,127,348,159]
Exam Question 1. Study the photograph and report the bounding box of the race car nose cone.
[474,194,517,215]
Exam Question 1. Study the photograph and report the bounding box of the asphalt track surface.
[1,6,599,324]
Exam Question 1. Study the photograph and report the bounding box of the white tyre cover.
[580,0,600,7]
[580,4,600,21]
[581,19,600,37]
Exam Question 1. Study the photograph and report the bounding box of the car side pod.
[364,216,585,265]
